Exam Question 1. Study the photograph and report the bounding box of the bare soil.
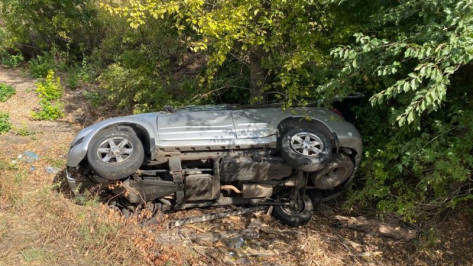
[0,66,472,265]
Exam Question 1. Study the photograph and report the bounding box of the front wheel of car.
[87,127,144,181]
[272,194,314,227]
[280,127,332,172]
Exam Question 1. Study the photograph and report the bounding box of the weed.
[0,83,16,102]
[32,101,64,120]
[20,248,55,263]
[66,72,80,89]
[14,123,34,136]
[0,113,11,134]
[32,70,64,120]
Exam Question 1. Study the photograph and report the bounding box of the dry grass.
[0,162,191,265]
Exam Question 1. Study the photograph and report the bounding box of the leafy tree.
[323,0,473,126]
[101,0,359,104]
[323,0,473,220]
[0,0,102,57]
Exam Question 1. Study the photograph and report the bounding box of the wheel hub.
[290,132,324,156]
[97,137,134,164]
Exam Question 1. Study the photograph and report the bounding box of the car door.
[157,109,237,142]
[231,108,278,139]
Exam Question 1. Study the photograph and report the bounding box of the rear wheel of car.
[272,194,314,227]
[87,127,144,180]
[280,127,332,172]
[310,153,354,190]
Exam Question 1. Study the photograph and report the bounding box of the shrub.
[0,83,16,102]
[0,113,11,134]
[32,70,64,120]
[31,101,64,120]
[36,70,63,101]
[0,51,24,68]
[28,54,56,78]
[345,82,473,222]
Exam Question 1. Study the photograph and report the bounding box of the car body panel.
[157,110,236,141]
[67,106,362,167]
[232,109,276,138]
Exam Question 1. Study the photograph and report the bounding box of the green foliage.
[0,83,16,102]
[322,0,473,126]
[346,73,473,221]
[98,63,171,113]
[0,0,102,56]
[102,0,358,104]
[32,70,64,120]
[31,101,64,120]
[0,51,24,68]
[0,113,11,134]
[35,70,63,101]
[83,90,103,108]
[93,13,192,113]
[28,53,57,78]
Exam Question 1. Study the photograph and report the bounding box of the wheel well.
[278,117,334,144]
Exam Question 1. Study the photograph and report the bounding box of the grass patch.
[0,83,16,102]
[13,123,35,136]
[0,113,11,134]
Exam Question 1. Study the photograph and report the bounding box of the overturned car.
[66,104,362,226]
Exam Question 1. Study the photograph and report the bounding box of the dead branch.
[334,215,417,240]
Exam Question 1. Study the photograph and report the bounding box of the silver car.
[66,105,362,226]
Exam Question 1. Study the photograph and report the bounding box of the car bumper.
[65,167,78,194]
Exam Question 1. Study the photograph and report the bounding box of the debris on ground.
[45,166,62,174]
[20,151,39,163]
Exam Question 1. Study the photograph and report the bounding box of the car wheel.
[310,153,354,190]
[272,194,314,227]
[87,127,144,181]
[281,127,332,172]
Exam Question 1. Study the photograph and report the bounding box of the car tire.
[272,194,314,227]
[281,127,332,172]
[87,126,144,181]
[310,153,354,190]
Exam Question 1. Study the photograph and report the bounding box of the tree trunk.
[249,46,267,104]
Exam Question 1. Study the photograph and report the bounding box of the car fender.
[66,113,159,167]
[270,107,362,166]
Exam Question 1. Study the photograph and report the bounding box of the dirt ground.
[0,66,472,265]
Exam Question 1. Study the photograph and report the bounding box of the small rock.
[45,166,61,174]
[226,237,245,249]
[22,151,39,163]
[30,166,35,172]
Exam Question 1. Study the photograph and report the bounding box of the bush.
[0,113,11,134]
[28,54,57,79]
[345,82,473,222]
[0,83,16,102]
[98,63,173,113]
[35,70,63,101]
[0,51,24,68]
[32,70,64,120]
[31,101,64,120]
